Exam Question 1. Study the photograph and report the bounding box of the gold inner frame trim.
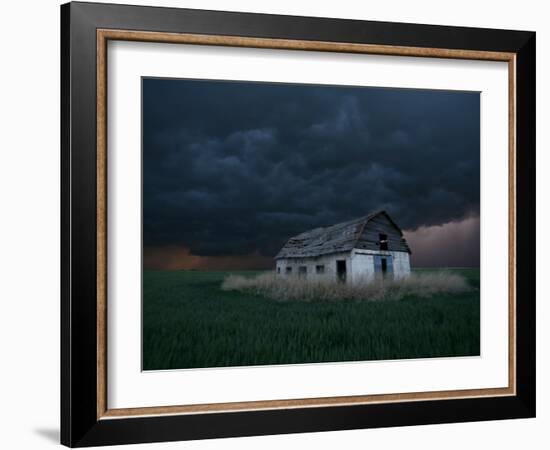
[96,28,517,420]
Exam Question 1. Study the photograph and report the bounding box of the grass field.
[142,268,480,370]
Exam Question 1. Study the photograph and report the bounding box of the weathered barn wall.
[276,252,351,282]
[391,251,411,279]
[276,249,410,283]
[350,249,410,281]
[349,250,375,281]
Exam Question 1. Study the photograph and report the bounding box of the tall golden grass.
[221,271,471,301]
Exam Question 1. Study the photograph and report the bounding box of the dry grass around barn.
[221,270,472,302]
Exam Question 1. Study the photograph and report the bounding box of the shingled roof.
[275,210,409,259]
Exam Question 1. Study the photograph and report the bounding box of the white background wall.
[0,0,546,448]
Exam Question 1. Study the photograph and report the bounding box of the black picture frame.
[61,1,535,447]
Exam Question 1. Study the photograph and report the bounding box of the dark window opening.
[315,265,325,274]
[379,233,388,250]
[298,266,307,277]
[286,267,292,274]
[277,267,281,274]
[381,258,387,274]
[336,260,347,283]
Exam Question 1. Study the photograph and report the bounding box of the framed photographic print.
[61,1,536,447]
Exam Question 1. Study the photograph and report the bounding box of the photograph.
[142,78,481,371]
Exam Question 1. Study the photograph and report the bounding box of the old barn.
[275,211,411,283]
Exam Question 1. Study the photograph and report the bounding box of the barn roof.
[275,210,408,259]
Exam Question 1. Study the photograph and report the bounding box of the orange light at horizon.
[143,245,274,271]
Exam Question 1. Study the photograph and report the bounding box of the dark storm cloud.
[143,78,480,264]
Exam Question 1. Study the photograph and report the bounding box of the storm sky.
[143,78,480,269]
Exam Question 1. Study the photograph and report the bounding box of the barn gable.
[355,211,411,254]
[275,211,410,259]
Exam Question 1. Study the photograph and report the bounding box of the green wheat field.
[142,268,480,370]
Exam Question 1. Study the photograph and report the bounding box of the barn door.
[385,256,394,278]
[374,256,381,275]
[336,260,346,283]
[374,255,393,279]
